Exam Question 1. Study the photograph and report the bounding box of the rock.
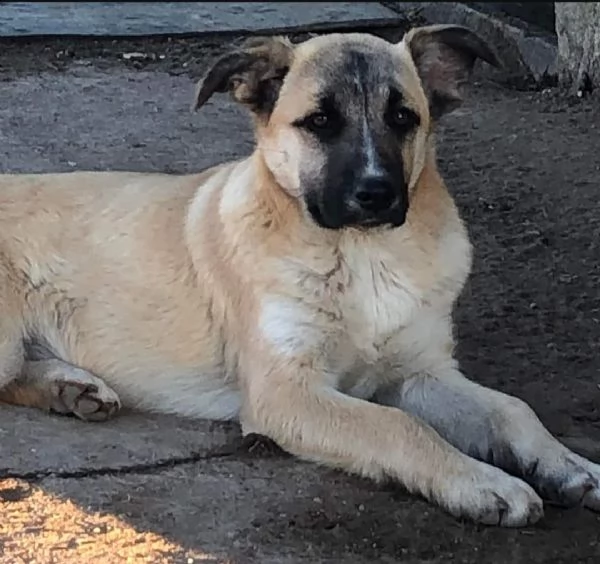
[465,2,556,35]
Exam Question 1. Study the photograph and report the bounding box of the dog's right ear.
[192,36,294,118]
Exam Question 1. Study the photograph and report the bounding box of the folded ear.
[402,25,500,120]
[192,36,294,118]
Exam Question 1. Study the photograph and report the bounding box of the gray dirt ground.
[1,27,600,564]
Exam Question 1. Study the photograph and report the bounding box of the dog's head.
[194,26,498,230]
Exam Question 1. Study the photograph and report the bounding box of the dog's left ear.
[403,25,500,120]
[192,36,294,117]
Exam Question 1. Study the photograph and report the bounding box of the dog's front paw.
[530,451,600,511]
[441,460,544,527]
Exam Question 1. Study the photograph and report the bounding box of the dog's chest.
[324,244,423,362]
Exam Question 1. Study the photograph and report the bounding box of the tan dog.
[0,25,598,527]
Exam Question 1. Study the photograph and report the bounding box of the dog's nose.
[352,176,396,212]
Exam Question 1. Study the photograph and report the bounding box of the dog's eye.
[392,108,411,126]
[387,105,420,132]
[293,109,343,139]
[306,112,330,130]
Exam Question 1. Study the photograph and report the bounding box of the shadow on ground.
[0,31,599,564]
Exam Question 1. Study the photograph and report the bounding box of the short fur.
[0,26,598,526]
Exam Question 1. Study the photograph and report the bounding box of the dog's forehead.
[287,33,421,105]
[301,35,393,65]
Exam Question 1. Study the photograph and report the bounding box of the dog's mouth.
[306,196,408,231]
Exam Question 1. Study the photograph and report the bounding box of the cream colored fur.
[1,28,599,527]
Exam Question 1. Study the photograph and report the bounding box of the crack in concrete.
[0,434,289,483]
[0,446,238,483]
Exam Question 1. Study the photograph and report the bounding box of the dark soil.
[1,28,600,564]
[0,21,420,81]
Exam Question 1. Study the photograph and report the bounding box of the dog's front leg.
[239,347,543,526]
[375,365,600,512]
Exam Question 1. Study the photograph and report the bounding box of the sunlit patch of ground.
[0,478,223,564]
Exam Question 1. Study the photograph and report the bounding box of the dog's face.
[194,26,498,230]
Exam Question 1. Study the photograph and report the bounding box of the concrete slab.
[0,67,255,175]
[0,2,400,38]
[0,405,239,477]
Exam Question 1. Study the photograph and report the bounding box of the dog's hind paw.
[49,368,121,422]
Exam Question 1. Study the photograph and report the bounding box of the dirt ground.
[1,27,600,563]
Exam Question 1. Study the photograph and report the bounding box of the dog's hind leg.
[375,367,600,513]
[0,359,121,422]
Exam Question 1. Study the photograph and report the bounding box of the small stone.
[122,52,147,60]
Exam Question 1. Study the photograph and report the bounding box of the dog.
[0,25,598,527]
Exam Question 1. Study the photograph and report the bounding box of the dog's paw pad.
[52,380,121,422]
